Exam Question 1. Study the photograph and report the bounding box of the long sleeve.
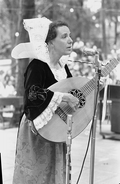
[24,59,58,121]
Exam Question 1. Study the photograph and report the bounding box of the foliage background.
[0,0,120,95]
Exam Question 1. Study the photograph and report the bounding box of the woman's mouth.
[67,46,72,49]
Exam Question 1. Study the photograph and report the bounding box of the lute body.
[38,58,119,142]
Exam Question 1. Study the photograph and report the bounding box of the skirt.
[12,114,66,184]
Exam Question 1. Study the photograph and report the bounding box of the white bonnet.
[11,17,52,63]
[23,17,51,44]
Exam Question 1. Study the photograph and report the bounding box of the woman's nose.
[68,37,73,43]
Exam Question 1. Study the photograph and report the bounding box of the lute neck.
[81,58,119,96]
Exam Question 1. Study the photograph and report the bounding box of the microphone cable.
[75,122,93,184]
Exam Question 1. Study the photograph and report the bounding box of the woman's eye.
[62,34,67,38]
[69,34,72,38]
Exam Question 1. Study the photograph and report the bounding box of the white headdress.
[11,17,52,63]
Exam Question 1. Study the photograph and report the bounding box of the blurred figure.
[73,37,84,50]
[73,37,84,56]
[4,80,16,96]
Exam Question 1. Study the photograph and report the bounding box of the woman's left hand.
[99,77,107,88]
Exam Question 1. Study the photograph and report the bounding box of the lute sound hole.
[69,89,86,108]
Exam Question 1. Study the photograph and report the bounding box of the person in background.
[11,17,79,184]
[73,37,84,50]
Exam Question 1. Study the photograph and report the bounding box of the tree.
[15,0,35,95]
[58,0,95,42]
[101,0,120,55]
[101,0,107,59]
[0,0,17,59]
[4,0,116,96]
[105,0,120,46]
[4,0,35,95]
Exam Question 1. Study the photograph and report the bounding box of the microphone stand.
[0,153,3,184]
[66,114,73,184]
[89,53,101,184]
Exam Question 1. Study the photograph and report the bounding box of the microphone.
[80,47,99,56]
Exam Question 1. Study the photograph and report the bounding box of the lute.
[38,58,120,142]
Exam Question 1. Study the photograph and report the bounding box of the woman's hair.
[45,20,68,44]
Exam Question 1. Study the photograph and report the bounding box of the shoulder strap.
[64,64,72,78]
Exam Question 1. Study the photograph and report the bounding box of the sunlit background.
[0,1,120,184]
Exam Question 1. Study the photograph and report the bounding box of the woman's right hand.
[62,93,79,111]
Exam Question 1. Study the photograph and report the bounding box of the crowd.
[0,37,119,98]
[67,37,119,85]
[0,72,16,96]
[67,37,103,78]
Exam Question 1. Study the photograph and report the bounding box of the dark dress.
[12,59,72,184]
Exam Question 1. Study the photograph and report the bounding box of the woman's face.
[51,26,73,56]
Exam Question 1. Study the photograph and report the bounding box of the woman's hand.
[99,77,107,89]
[62,93,79,111]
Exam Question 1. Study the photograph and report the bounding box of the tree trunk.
[16,0,35,96]
[114,1,119,46]
[101,0,107,59]
[114,15,118,45]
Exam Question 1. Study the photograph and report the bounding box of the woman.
[12,17,79,184]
